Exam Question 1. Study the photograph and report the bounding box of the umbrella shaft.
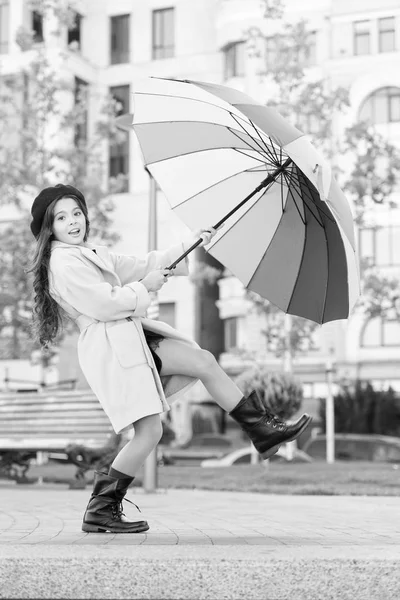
[213,157,293,230]
[167,157,292,270]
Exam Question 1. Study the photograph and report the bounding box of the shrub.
[318,380,400,436]
[235,366,303,420]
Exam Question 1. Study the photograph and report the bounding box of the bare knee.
[134,414,163,445]
[196,349,219,378]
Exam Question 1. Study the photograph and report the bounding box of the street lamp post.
[143,172,159,492]
[325,353,335,464]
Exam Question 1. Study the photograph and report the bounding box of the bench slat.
[0,411,109,420]
[0,438,112,451]
[0,401,100,410]
[0,420,112,432]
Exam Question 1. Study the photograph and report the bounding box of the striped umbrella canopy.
[117,77,360,324]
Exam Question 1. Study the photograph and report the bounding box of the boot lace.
[112,497,142,520]
[265,413,286,431]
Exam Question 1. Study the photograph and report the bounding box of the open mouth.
[69,229,81,236]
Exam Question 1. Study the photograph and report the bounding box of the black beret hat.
[30,184,86,238]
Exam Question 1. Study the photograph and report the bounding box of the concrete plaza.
[0,482,399,599]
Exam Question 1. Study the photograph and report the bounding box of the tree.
[0,0,125,358]
[341,122,400,321]
[242,7,351,365]
[245,2,400,354]
[236,366,303,420]
[318,380,400,436]
[342,121,400,226]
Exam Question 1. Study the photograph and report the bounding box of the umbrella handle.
[167,237,205,270]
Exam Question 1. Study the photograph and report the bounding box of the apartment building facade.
[0,0,399,407]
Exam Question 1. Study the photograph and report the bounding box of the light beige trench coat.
[48,240,200,433]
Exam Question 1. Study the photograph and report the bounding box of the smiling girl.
[29,183,311,534]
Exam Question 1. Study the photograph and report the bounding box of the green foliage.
[318,380,400,436]
[247,292,318,358]
[235,365,303,420]
[0,8,125,358]
[342,122,400,225]
[246,4,400,333]
[359,264,400,320]
[246,18,349,156]
[0,219,35,359]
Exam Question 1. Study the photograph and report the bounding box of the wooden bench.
[0,391,122,487]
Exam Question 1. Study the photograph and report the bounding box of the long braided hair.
[28,195,90,347]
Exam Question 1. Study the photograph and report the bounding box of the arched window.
[223,41,245,80]
[359,87,400,124]
[361,317,400,348]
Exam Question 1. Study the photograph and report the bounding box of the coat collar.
[50,240,119,282]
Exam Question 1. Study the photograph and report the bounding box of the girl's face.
[52,197,87,245]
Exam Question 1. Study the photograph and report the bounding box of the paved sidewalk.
[0,482,399,599]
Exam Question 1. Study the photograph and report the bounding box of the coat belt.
[75,315,98,331]
[75,315,134,331]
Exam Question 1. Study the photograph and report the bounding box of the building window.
[223,41,245,79]
[359,87,400,124]
[110,14,130,64]
[32,10,43,43]
[296,112,320,135]
[152,8,175,59]
[359,226,400,267]
[265,36,278,68]
[68,12,82,51]
[159,302,176,328]
[361,317,400,348]
[354,20,370,55]
[379,17,395,53]
[301,30,317,66]
[0,0,9,54]
[224,317,238,350]
[74,77,88,146]
[109,85,130,189]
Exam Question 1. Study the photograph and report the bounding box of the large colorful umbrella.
[117,78,360,324]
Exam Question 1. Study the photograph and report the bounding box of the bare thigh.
[154,339,216,378]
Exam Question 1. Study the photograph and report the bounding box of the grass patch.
[155,462,400,496]
[21,459,400,496]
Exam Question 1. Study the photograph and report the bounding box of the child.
[29,183,311,534]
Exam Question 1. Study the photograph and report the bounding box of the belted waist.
[75,315,135,331]
[75,315,98,331]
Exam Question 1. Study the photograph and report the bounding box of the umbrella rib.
[285,214,308,316]
[135,89,250,122]
[280,171,287,215]
[167,169,271,212]
[232,147,280,168]
[321,215,330,324]
[136,88,276,154]
[281,172,307,226]
[284,168,334,225]
[296,170,337,224]
[140,121,282,167]
[267,134,283,167]
[284,170,320,214]
[144,144,268,167]
[229,113,283,166]
[227,126,274,158]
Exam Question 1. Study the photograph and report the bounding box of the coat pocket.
[106,320,148,369]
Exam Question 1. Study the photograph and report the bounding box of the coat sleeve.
[49,254,151,321]
[110,243,190,286]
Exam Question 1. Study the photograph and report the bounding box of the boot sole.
[82,522,149,534]
[261,415,313,460]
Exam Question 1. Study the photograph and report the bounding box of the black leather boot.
[229,390,312,459]
[82,471,149,533]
